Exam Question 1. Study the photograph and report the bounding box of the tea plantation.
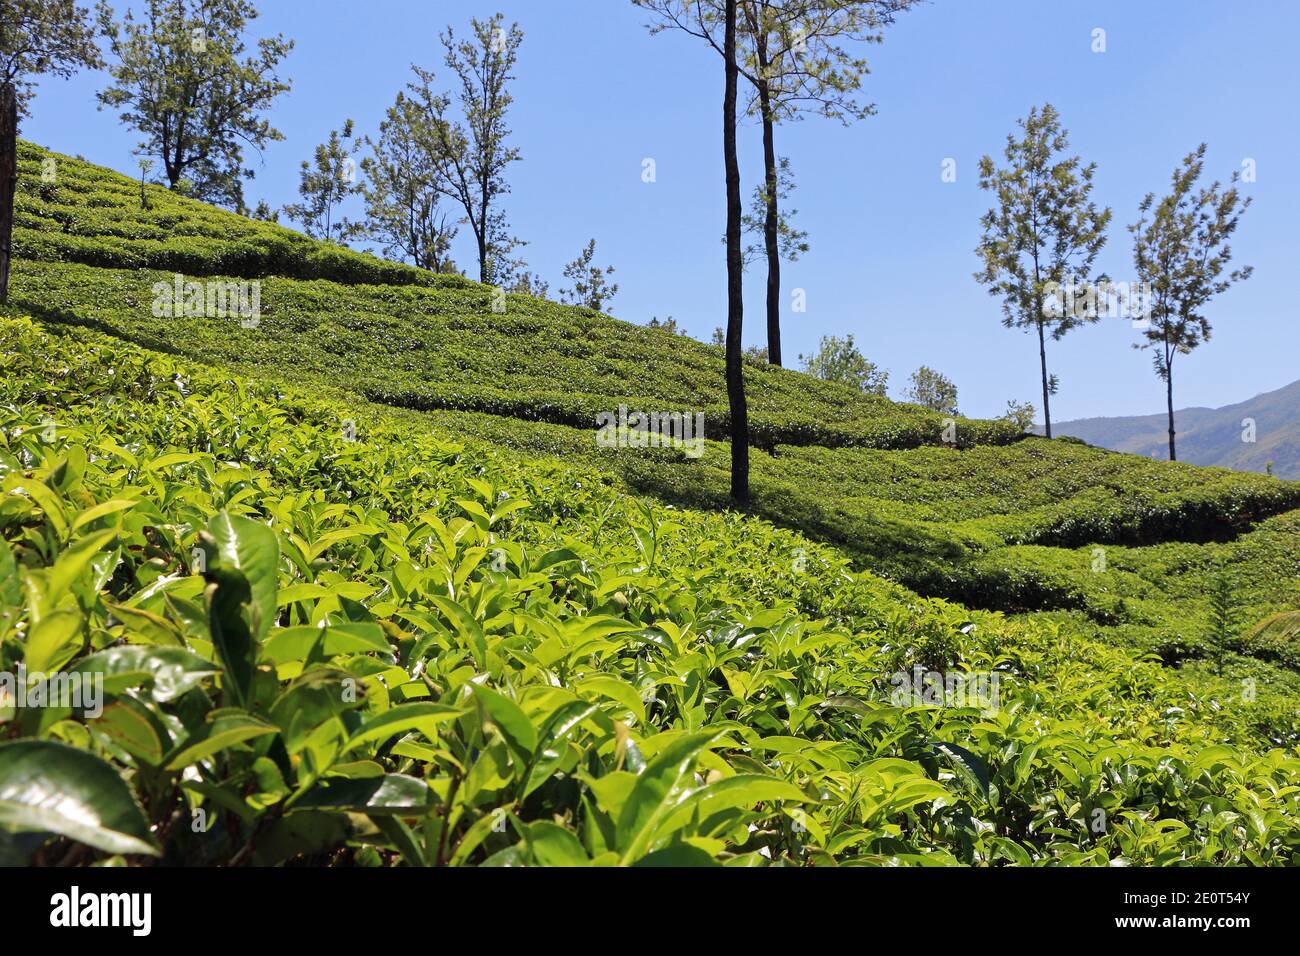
[2,143,1298,866]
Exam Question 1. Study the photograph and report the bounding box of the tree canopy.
[1,0,102,118]
[97,0,292,209]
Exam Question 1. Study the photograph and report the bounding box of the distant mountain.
[1046,379,1300,479]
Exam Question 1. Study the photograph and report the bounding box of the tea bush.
[4,143,1300,868]
[10,258,1019,453]
[3,316,1299,867]
[12,142,468,289]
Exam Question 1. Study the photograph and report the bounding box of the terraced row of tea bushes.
[398,404,1298,562]
[919,505,1300,631]
[370,405,1300,648]
[616,442,1300,617]
[10,259,1023,451]
[775,442,1300,546]
[4,315,1299,866]
[1081,518,1300,669]
[13,142,468,289]
[8,142,1022,450]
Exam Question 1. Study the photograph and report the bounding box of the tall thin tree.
[1131,144,1252,461]
[418,13,523,285]
[0,83,18,308]
[975,104,1110,438]
[635,0,751,505]
[723,0,749,505]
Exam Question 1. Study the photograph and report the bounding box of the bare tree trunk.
[1037,320,1052,438]
[759,92,781,367]
[752,18,782,368]
[723,0,749,507]
[1166,358,1177,461]
[477,183,490,283]
[0,83,17,306]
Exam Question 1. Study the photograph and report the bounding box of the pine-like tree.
[975,104,1111,438]
[283,120,362,244]
[559,239,618,314]
[1130,145,1252,461]
[1206,567,1239,645]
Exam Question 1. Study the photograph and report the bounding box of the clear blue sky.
[22,0,1300,421]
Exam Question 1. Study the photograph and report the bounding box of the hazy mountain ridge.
[1048,379,1300,478]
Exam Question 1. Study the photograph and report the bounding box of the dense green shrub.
[13,142,470,289]
[4,316,1299,867]
[5,142,1300,868]
[10,259,1022,452]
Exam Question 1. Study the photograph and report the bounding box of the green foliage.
[1238,609,1300,669]
[903,366,959,415]
[1206,568,1239,644]
[711,326,768,362]
[414,13,524,283]
[657,0,919,126]
[560,238,618,314]
[4,314,1300,868]
[1130,143,1253,460]
[975,103,1111,435]
[283,119,363,244]
[741,156,807,267]
[0,740,158,856]
[799,333,889,397]
[7,246,1019,455]
[1001,399,1036,432]
[975,103,1111,337]
[646,315,685,335]
[5,144,1300,869]
[0,0,103,117]
[12,141,468,286]
[96,0,294,208]
[1131,144,1252,374]
[1247,611,1300,644]
[359,91,458,273]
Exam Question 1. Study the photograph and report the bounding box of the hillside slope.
[12,144,1300,624]
[1051,379,1300,479]
[9,142,1018,452]
[3,143,1300,867]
